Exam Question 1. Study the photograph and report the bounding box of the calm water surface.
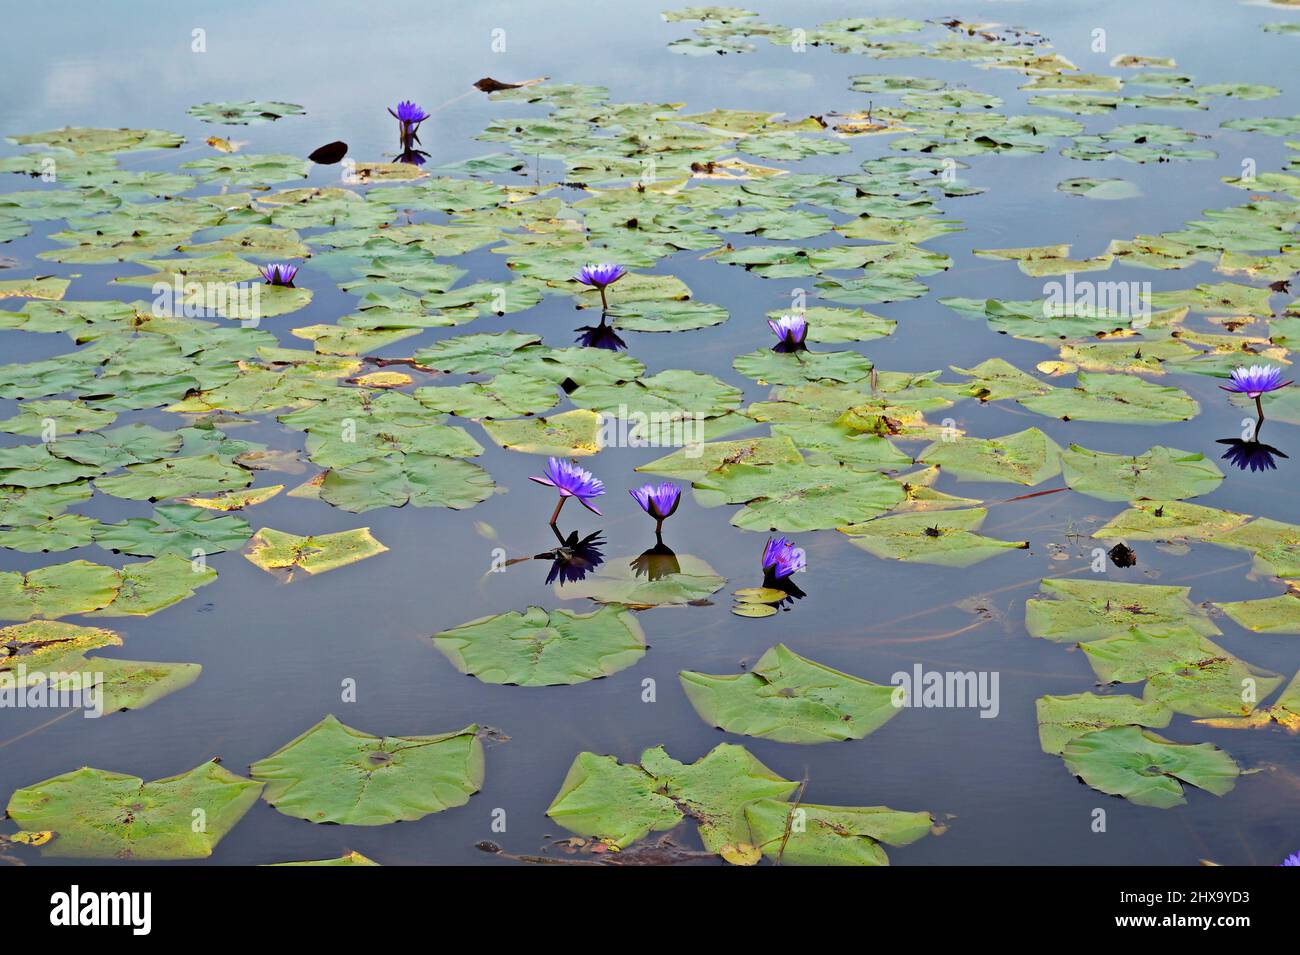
[0,0,1297,865]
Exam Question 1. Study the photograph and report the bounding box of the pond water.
[0,0,1297,866]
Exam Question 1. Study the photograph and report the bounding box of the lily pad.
[1026,579,1219,644]
[1061,445,1223,502]
[95,504,251,557]
[1060,726,1238,809]
[1215,593,1300,634]
[839,508,1028,567]
[244,526,387,578]
[556,553,725,608]
[433,605,645,686]
[6,760,261,859]
[693,460,904,532]
[546,743,797,852]
[250,715,483,826]
[1020,373,1198,423]
[1035,692,1172,755]
[680,644,900,743]
[744,799,933,866]
[919,427,1062,486]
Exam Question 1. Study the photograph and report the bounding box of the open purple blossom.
[630,482,681,534]
[530,456,605,522]
[258,262,298,287]
[1222,364,1294,435]
[762,536,805,580]
[1221,365,1293,399]
[388,100,429,147]
[574,263,627,310]
[768,314,808,353]
[1281,851,1300,866]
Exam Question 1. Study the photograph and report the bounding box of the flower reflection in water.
[393,146,430,166]
[574,319,627,351]
[1217,437,1288,473]
[630,541,680,580]
[537,527,606,585]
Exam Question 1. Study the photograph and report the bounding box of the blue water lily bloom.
[258,262,298,286]
[1222,364,1294,434]
[388,100,429,146]
[762,536,805,580]
[768,314,808,353]
[1281,850,1300,866]
[574,262,627,310]
[630,482,681,534]
[530,456,605,522]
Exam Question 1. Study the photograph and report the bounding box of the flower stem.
[1255,395,1266,439]
[549,496,567,526]
[599,287,608,311]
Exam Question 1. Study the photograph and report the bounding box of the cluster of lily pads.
[0,4,1297,865]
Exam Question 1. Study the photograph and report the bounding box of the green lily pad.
[635,436,800,482]
[732,349,874,386]
[680,644,900,743]
[839,508,1029,567]
[94,504,251,557]
[1026,579,1219,644]
[546,743,797,852]
[744,799,933,866]
[693,460,905,532]
[95,453,252,501]
[482,410,602,457]
[1215,593,1300,634]
[919,427,1062,486]
[1082,626,1282,717]
[87,555,218,618]
[433,605,645,686]
[0,620,200,714]
[1208,518,1300,578]
[0,560,121,621]
[6,760,260,859]
[1021,373,1199,423]
[1035,692,1172,755]
[318,454,495,513]
[250,715,483,826]
[244,526,387,578]
[1093,500,1249,542]
[1060,726,1238,809]
[1061,445,1223,502]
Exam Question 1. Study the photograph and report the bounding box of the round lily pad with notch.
[188,101,305,125]
[1060,726,1238,809]
[434,604,645,686]
[744,799,934,866]
[0,514,100,552]
[1020,373,1199,423]
[318,454,495,513]
[1061,445,1223,502]
[482,409,602,457]
[693,459,905,532]
[94,504,251,557]
[1026,579,1219,644]
[250,715,483,826]
[733,348,874,386]
[919,427,1062,486]
[839,507,1028,567]
[680,643,900,743]
[6,760,261,859]
[555,553,725,608]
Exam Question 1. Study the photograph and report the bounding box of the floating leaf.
[1061,445,1223,502]
[546,743,797,852]
[244,527,387,578]
[250,715,483,826]
[744,799,933,866]
[433,605,645,686]
[6,761,260,859]
[556,553,725,608]
[919,427,1061,486]
[1020,373,1198,423]
[1026,579,1218,644]
[1060,726,1238,809]
[840,508,1028,567]
[693,460,904,532]
[1215,593,1300,634]
[680,644,899,743]
[1035,692,1172,755]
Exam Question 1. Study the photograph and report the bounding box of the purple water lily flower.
[530,456,605,523]
[258,262,298,287]
[574,263,627,310]
[388,100,429,147]
[1222,364,1293,434]
[768,314,808,353]
[630,482,681,535]
[1281,851,1300,866]
[762,536,805,581]
[1221,364,1293,399]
